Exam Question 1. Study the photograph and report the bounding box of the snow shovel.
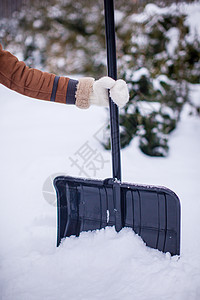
[54,0,181,255]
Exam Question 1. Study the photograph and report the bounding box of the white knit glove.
[89,76,129,108]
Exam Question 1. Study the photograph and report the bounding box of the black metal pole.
[104,0,121,181]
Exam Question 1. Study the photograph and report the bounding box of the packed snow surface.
[0,80,200,299]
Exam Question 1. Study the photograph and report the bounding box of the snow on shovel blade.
[54,176,180,256]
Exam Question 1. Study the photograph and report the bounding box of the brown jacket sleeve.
[0,43,78,104]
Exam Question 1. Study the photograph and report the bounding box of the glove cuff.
[75,77,94,109]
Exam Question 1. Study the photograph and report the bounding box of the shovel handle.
[104,0,121,181]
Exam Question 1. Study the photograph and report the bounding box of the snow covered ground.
[0,83,200,300]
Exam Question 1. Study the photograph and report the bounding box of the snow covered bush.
[0,0,109,75]
[109,3,200,156]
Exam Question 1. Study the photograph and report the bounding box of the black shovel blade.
[54,176,180,256]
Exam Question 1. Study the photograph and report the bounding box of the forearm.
[0,43,80,105]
